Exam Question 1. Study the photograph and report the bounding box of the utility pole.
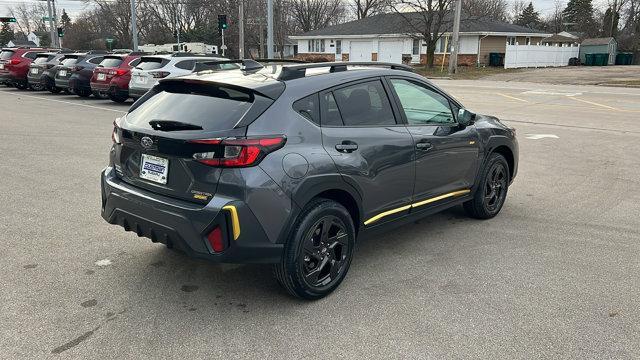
[51,0,59,47]
[447,0,462,75]
[239,0,244,59]
[45,0,56,48]
[267,0,273,58]
[175,13,180,52]
[130,0,138,51]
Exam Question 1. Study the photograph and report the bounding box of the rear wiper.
[149,120,203,131]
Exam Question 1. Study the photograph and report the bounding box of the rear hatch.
[112,80,280,203]
[0,49,15,71]
[28,54,53,77]
[93,55,125,83]
[130,57,170,89]
[56,55,81,80]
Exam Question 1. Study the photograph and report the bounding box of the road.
[1,81,639,359]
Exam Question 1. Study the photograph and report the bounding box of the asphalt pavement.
[0,80,639,359]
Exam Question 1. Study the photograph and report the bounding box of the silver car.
[128,53,236,98]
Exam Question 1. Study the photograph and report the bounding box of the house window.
[412,39,420,55]
[507,37,516,45]
[335,40,341,54]
[307,39,325,53]
[438,37,449,53]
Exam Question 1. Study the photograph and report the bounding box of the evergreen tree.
[515,2,541,29]
[61,9,72,29]
[601,7,619,38]
[0,22,13,47]
[563,0,597,37]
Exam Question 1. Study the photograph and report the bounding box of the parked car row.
[0,47,233,102]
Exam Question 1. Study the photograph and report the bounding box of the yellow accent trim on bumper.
[223,205,241,240]
[363,189,471,226]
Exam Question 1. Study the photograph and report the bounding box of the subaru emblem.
[141,136,153,149]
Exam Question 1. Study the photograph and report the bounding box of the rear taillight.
[9,59,20,65]
[149,71,170,78]
[207,226,225,252]
[108,68,128,76]
[73,65,84,72]
[189,136,286,168]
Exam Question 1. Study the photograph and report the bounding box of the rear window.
[33,56,52,64]
[99,57,124,68]
[61,57,79,66]
[126,83,254,132]
[0,50,15,60]
[135,57,169,70]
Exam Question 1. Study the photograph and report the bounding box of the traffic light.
[218,15,228,31]
[0,17,17,23]
[57,27,64,38]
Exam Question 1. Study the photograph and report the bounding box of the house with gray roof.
[290,12,551,66]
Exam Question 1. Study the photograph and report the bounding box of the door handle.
[335,141,358,153]
[416,141,433,151]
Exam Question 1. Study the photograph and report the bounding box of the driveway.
[482,65,640,86]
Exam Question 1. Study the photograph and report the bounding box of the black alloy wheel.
[484,162,507,213]
[463,152,510,219]
[301,215,350,288]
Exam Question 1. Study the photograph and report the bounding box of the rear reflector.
[207,226,225,253]
[190,136,286,168]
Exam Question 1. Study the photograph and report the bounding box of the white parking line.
[0,90,127,113]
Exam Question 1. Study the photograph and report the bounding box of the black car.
[101,61,519,299]
[54,52,108,97]
[27,52,68,91]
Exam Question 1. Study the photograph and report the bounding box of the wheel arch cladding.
[491,145,514,180]
[313,189,361,234]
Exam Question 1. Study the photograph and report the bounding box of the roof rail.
[277,61,414,81]
[171,52,221,57]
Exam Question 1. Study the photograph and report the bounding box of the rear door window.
[99,57,124,68]
[88,56,104,64]
[328,80,396,126]
[135,57,168,70]
[0,50,15,60]
[126,83,254,132]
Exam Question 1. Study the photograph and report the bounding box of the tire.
[49,86,62,94]
[464,153,510,219]
[93,91,109,99]
[109,93,128,103]
[274,199,356,300]
[76,89,91,98]
[14,82,28,90]
[29,83,44,91]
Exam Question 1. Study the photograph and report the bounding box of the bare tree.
[462,0,509,22]
[352,0,389,19]
[289,0,346,32]
[510,0,526,23]
[391,0,454,68]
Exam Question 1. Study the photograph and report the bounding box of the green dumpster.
[584,53,595,66]
[615,53,633,65]
[593,53,608,66]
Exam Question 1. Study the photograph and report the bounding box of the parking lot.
[1,80,639,359]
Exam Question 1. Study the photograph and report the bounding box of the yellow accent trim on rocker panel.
[363,189,471,226]
[223,205,241,240]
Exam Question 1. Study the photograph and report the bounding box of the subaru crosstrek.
[101,61,518,299]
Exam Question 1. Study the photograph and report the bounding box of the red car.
[90,53,143,103]
[0,47,55,89]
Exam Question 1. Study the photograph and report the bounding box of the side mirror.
[458,109,476,126]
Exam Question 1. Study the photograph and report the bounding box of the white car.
[128,54,237,98]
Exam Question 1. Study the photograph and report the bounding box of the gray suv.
[101,61,518,299]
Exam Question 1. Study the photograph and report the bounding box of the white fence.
[504,44,580,69]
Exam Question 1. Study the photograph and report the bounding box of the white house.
[290,13,551,66]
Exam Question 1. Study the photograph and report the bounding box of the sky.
[0,0,611,22]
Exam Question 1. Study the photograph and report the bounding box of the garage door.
[378,40,404,64]
[349,41,372,62]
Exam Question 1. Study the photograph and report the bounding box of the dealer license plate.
[59,70,67,77]
[140,154,169,184]
[30,68,38,74]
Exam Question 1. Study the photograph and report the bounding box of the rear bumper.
[55,78,70,89]
[0,72,18,83]
[100,167,283,263]
[128,87,150,98]
[90,81,110,92]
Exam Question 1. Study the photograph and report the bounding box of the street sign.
[42,16,56,21]
[106,38,115,43]
[0,17,17,23]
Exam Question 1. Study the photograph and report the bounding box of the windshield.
[126,83,253,132]
[0,50,15,60]
[135,57,168,70]
[99,57,124,68]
